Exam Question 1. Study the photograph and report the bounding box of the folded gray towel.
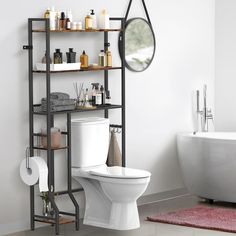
[41,98,75,107]
[41,104,75,112]
[50,92,70,100]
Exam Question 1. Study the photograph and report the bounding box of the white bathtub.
[177,132,236,203]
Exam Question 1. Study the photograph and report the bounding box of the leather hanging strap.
[124,0,153,29]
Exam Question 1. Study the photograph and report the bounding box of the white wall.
[0,0,215,234]
[215,0,236,131]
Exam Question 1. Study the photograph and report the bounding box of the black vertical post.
[121,19,126,167]
[28,18,35,231]
[45,18,60,235]
[67,113,80,230]
[50,115,55,188]
[104,31,109,118]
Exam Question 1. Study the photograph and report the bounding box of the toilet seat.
[90,166,151,179]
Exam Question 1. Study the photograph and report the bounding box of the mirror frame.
[119,17,156,72]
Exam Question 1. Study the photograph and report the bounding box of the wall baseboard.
[137,188,189,206]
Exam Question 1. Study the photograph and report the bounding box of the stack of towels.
[41,92,75,112]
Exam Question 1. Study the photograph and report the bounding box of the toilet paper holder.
[25,147,30,169]
[25,137,41,170]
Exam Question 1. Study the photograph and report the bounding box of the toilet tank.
[71,117,110,168]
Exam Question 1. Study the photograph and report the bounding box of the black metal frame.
[24,17,126,234]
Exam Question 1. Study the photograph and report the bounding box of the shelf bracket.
[23,45,33,50]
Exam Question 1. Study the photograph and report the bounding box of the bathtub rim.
[177,132,236,141]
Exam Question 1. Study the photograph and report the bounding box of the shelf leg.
[121,18,126,167]
[67,113,80,231]
[28,18,35,231]
[30,186,35,230]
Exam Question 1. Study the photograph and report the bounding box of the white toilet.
[71,117,151,230]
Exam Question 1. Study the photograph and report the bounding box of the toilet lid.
[89,166,151,179]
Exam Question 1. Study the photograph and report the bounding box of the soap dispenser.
[85,13,93,30]
[90,9,97,29]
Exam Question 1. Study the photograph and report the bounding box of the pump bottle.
[90,9,97,29]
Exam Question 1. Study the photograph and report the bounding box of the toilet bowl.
[71,118,151,230]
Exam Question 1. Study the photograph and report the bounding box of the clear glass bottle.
[84,88,91,107]
[55,11,61,30]
[42,51,52,64]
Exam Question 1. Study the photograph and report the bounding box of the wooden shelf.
[32,28,122,33]
[33,104,123,115]
[33,146,69,150]
[34,216,74,225]
[33,131,68,137]
[33,66,122,73]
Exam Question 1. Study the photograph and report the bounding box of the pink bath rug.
[147,205,236,233]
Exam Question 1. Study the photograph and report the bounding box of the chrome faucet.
[196,85,213,132]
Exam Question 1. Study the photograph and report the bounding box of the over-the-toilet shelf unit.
[23,17,126,235]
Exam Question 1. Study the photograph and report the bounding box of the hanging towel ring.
[124,0,153,29]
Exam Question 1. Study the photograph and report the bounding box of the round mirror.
[120,18,156,72]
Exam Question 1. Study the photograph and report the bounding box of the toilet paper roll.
[20,156,49,192]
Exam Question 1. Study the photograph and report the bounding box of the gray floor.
[7,195,236,236]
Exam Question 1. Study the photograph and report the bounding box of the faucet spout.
[196,84,213,132]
